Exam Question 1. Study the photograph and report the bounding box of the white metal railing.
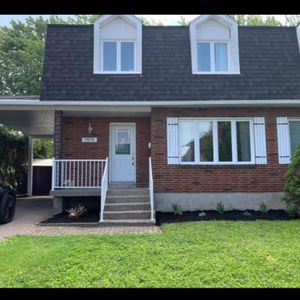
[99,157,109,222]
[52,159,107,189]
[149,157,155,221]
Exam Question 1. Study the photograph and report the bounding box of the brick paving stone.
[0,197,161,241]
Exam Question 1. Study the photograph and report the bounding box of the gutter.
[1,99,300,111]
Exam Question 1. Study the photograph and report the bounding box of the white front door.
[110,124,136,182]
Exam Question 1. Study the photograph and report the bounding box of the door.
[110,124,136,182]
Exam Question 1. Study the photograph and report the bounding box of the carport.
[0,96,54,196]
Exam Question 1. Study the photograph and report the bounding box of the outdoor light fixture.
[88,123,93,134]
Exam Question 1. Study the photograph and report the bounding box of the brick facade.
[54,111,63,159]
[57,107,300,193]
[61,116,150,187]
[150,107,300,193]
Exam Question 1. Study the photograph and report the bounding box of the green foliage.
[33,139,54,159]
[140,17,164,26]
[285,15,300,26]
[283,144,300,217]
[216,201,224,214]
[198,211,207,217]
[0,15,101,96]
[177,16,190,26]
[0,125,27,189]
[172,204,182,215]
[242,211,253,217]
[259,202,269,214]
[1,221,300,287]
[230,15,282,26]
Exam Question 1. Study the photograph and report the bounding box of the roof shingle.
[40,25,300,101]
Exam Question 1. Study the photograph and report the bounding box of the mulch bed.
[155,210,292,225]
[40,209,100,224]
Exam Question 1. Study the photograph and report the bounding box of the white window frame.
[196,41,229,74]
[101,40,136,74]
[178,117,255,165]
[288,118,300,156]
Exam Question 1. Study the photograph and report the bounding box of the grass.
[1,221,300,287]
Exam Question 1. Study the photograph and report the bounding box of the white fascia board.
[297,24,300,53]
[2,99,300,111]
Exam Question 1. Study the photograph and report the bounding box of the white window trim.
[288,118,300,157]
[197,41,229,73]
[93,15,142,75]
[101,40,137,74]
[178,117,255,165]
[189,15,240,75]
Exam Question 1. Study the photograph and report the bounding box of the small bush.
[259,202,269,214]
[172,204,182,215]
[199,211,207,218]
[283,144,300,218]
[216,202,224,214]
[242,211,253,217]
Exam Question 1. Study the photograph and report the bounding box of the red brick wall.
[62,116,150,187]
[151,107,300,193]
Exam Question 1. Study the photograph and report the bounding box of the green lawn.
[1,221,300,287]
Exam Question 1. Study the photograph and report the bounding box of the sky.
[0,15,288,26]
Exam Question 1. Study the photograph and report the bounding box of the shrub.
[259,202,269,214]
[199,211,206,217]
[283,144,300,218]
[216,201,224,214]
[242,211,253,217]
[172,204,182,215]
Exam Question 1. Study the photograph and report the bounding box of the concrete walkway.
[0,197,161,241]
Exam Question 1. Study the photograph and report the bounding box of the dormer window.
[197,42,228,72]
[102,41,135,72]
[94,15,142,74]
[190,15,240,75]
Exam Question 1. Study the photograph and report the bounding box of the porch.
[50,158,155,223]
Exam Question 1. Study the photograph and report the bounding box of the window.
[102,41,135,72]
[289,120,300,155]
[103,42,117,71]
[178,119,254,164]
[197,42,228,73]
[179,121,195,162]
[197,43,211,72]
[115,130,131,155]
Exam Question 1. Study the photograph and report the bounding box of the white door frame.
[109,123,136,183]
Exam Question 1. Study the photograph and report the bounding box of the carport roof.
[0,97,54,136]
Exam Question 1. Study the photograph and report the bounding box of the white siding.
[196,19,230,40]
[167,117,179,165]
[277,117,291,164]
[253,117,267,164]
[100,17,136,40]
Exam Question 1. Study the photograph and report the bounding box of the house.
[1,15,300,224]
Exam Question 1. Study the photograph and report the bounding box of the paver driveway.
[0,197,160,240]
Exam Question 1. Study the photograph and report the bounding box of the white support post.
[27,136,33,197]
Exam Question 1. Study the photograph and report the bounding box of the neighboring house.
[1,15,300,224]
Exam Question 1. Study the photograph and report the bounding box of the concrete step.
[105,203,150,212]
[99,219,156,226]
[104,210,151,220]
[107,188,149,197]
[106,195,150,203]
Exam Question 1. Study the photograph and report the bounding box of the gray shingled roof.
[40,25,300,101]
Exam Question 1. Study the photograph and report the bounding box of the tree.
[0,15,100,96]
[230,15,282,26]
[140,16,164,26]
[177,16,189,26]
[0,125,28,190]
[285,15,300,26]
[283,144,300,217]
[33,139,54,159]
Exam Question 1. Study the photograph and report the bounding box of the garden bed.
[155,210,291,225]
[40,209,99,224]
